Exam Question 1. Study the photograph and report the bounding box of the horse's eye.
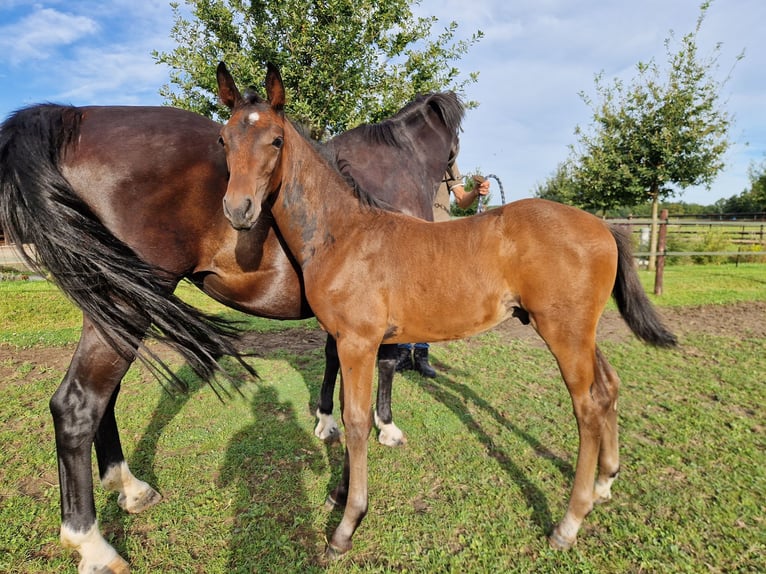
[272,136,283,149]
[218,135,225,147]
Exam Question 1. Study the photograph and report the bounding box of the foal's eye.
[218,136,225,147]
[272,136,283,149]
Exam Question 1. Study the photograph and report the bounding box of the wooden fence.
[608,210,765,294]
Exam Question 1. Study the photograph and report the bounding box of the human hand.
[472,175,490,196]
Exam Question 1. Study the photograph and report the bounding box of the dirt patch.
[491,300,766,348]
[1,302,764,372]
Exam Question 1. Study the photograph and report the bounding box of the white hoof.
[61,522,130,573]
[594,473,618,504]
[374,412,406,446]
[314,410,342,443]
[101,461,161,514]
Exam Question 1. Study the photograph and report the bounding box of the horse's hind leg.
[52,318,146,573]
[374,344,406,446]
[537,320,618,550]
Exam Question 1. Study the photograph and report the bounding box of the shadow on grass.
[402,364,575,537]
[216,384,330,571]
[100,345,343,570]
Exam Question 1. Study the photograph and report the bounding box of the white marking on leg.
[61,521,128,573]
[314,409,341,442]
[102,460,161,514]
[374,410,406,447]
[594,472,619,504]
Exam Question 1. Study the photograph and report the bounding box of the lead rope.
[470,173,506,214]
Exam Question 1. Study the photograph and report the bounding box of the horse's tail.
[0,104,254,391]
[610,225,677,348]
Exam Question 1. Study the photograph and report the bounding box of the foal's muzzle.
[222,196,257,230]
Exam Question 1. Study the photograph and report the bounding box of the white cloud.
[0,7,98,64]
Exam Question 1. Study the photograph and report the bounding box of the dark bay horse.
[217,63,678,557]
[0,94,459,571]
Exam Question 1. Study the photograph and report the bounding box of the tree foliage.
[153,0,482,139]
[714,159,766,213]
[568,1,740,213]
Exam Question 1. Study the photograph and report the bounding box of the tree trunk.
[648,188,660,272]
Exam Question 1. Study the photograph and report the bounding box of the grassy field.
[0,264,764,573]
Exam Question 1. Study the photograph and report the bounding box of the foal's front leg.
[326,341,376,557]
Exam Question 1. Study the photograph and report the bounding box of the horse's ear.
[264,62,285,114]
[216,61,243,110]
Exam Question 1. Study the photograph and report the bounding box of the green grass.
[0,265,764,573]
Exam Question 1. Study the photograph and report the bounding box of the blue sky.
[1,0,763,206]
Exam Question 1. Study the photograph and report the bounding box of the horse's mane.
[356,92,465,150]
[285,115,397,212]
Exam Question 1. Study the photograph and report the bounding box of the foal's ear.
[216,61,243,110]
[265,62,285,114]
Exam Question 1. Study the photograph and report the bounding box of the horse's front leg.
[326,339,376,557]
[53,319,140,573]
[315,335,342,442]
[374,344,406,446]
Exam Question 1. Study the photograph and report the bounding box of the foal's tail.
[0,104,253,391]
[610,226,677,348]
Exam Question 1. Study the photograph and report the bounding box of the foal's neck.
[273,123,376,266]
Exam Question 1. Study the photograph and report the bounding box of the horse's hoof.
[314,412,342,443]
[82,555,130,574]
[320,426,342,444]
[105,556,131,574]
[377,423,407,447]
[548,528,575,551]
[118,485,162,514]
[594,492,612,505]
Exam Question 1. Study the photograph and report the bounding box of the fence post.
[653,209,669,295]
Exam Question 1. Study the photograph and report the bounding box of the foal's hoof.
[324,543,348,562]
[118,485,162,514]
[548,528,576,551]
[324,493,344,510]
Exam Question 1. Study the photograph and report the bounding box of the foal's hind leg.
[592,347,621,504]
[53,318,145,573]
[536,320,617,550]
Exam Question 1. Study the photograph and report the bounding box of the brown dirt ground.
[1,302,764,375]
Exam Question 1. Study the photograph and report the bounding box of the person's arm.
[452,179,490,209]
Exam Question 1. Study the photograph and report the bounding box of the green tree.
[714,162,766,214]
[569,1,741,268]
[154,0,482,139]
[533,161,578,206]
